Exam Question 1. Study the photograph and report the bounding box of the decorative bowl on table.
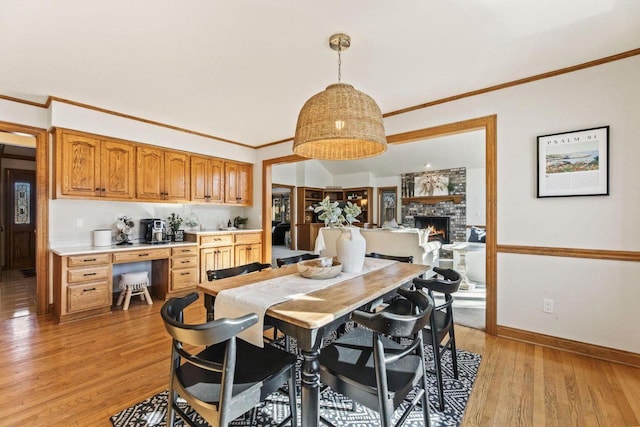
[297,258,342,279]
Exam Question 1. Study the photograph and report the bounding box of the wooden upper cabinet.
[100,140,135,199]
[136,146,165,200]
[191,155,224,203]
[164,151,190,201]
[55,129,134,199]
[136,147,190,202]
[224,161,252,206]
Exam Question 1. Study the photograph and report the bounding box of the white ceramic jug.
[336,227,366,273]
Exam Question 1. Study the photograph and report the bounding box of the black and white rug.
[111,340,480,427]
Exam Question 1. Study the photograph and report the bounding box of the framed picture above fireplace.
[537,126,609,198]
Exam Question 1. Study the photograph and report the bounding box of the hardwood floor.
[1,294,638,426]
[0,270,36,320]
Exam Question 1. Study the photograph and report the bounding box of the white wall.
[257,55,640,354]
[466,168,486,226]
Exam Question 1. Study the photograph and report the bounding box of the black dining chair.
[318,288,434,427]
[161,293,298,427]
[206,262,280,344]
[206,261,272,281]
[365,252,414,263]
[386,266,462,411]
[276,253,319,267]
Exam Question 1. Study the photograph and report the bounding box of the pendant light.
[293,33,387,160]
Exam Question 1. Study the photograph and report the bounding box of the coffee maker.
[140,219,168,243]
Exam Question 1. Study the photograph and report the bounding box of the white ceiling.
[1,1,639,147]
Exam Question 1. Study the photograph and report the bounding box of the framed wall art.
[377,186,398,225]
[537,126,609,198]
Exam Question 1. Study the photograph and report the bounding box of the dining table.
[197,258,429,427]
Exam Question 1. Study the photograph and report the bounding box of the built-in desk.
[50,242,198,323]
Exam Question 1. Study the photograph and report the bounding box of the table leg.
[204,293,215,321]
[300,348,320,427]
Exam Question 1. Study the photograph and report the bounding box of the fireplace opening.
[414,216,451,243]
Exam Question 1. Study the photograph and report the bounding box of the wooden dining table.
[197,260,429,427]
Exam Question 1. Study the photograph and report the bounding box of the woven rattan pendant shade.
[293,83,387,160]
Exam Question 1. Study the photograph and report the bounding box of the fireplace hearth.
[414,216,451,243]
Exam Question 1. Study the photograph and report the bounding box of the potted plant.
[314,197,364,273]
[233,216,248,229]
[168,213,184,241]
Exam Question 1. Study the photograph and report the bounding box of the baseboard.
[497,325,640,368]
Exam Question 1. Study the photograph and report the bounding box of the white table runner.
[214,257,395,347]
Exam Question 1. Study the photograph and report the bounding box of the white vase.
[336,227,366,273]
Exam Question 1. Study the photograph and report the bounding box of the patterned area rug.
[111,341,480,427]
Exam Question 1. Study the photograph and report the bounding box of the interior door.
[6,169,36,270]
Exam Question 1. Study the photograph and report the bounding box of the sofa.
[315,227,441,275]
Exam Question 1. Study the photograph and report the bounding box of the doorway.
[262,115,497,335]
[0,123,48,318]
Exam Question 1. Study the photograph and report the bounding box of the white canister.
[93,229,112,247]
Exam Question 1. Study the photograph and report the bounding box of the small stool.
[116,271,152,310]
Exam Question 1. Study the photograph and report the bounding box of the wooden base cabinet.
[53,253,113,323]
[52,244,198,322]
[185,231,263,283]
[234,232,262,265]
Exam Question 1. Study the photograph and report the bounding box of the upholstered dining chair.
[161,293,298,427]
[318,288,434,427]
[386,266,462,411]
[276,253,319,267]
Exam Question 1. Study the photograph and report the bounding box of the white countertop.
[49,241,197,256]
[184,228,262,235]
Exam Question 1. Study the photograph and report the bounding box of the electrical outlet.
[76,218,84,228]
[543,298,554,313]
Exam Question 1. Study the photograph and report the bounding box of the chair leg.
[122,288,133,311]
[142,286,153,305]
[430,331,446,411]
[449,329,459,379]
[116,290,125,306]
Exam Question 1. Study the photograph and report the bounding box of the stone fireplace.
[414,216,451,243]
[401,167,466,243]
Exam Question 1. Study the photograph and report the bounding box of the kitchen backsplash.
[49,199,249,247]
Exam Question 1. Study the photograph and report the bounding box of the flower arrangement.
[314,197,361,227]
[167,213,183,233]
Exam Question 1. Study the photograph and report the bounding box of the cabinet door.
[218,246,234,269]
[234,243,261,266]
[58,131,101,197]
[100,139,135,199]
[136,146,165,200]
[224,161,239,204]
[164,150,190,201]
[209,158,225,203]
[224,161,252,206]
[200,246,234,280]
[191,155,208,202]
[236,163,252,205]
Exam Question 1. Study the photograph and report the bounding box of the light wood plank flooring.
[1,294,638,426]
[0,270,36,320]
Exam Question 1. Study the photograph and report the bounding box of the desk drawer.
[172,246,198,257]
[171,256,198,269]
[171,267,198,291]
[67,281,111,313]
[113,248,171,263]
[234,232,261,244]
[200,234,233,246]
[67,265,111,283]
[67,253,111,267]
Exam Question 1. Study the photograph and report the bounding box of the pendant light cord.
[337,37,342,83]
